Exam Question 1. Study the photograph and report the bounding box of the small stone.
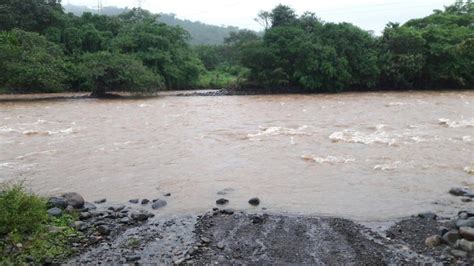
[461,197,472,202]
[251,216,264,224]
[94,198,106,204]
[47,197,68,209]
[455,218,474,228]
[459,227,474,241]
[131,211,149,222]
[47,207,62,217]
[222,208,234,215]
[71,221,88,231]
[65,205,75,214]
[82,202,97,212]
[62,192,85,209]
[442,230,461,246]
[456,239,474,252]
[449,187,474,198]
[129,199,139,204]
[173,257,185,265]
[217,243,225,249]
[450,248,468,258]
[425,235,442,248]
[201,237,211,243]
[216,198,229,205]
[141,199,150,205]
[97,225,111,236]
[418,212,437,220]
[125,255,141,262]
[47,226,64,233]
[108,205,126,212]
[79,212,92,220]
[151,199,167,210]
[119,217,131,224]
[164,193,171,197]
[439,226,450,236]
[248,197,260,206]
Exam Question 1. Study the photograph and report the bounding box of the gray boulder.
[152,199,167,210]
[47,207,62,217]
[47,197,68,209]
[62,192,85,209]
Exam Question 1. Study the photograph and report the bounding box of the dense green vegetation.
[0,1,204,96]
[0,184,77,264]
[0,0,472,96]
[237,1,473,91]
[64,4,241,45]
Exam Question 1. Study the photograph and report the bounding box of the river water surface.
[0,91,473,221]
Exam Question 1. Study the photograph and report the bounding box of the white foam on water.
[373,161,401,171]
[385,102,407,107]
[462,136,472,142]
[16,150,57,160]
[329,126,397,146]
[464,167,474,175]
[22,128,75,136]
[438,118,474,128]
[138,103,150,108]
[301,155,355,164]
[0,161,37,170]
[113,141,132,146]
[411,136,427,143]
[248,125,312,139]
[0,127,18,134]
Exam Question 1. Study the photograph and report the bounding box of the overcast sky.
[66,0,454,33]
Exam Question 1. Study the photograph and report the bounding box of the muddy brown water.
[0,91,473,221]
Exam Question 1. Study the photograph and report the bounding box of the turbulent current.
[0,91,473,221]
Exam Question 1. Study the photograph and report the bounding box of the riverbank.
[62,191,474,264]
[2,187,473,264]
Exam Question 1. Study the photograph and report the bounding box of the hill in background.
[63,4,240,45]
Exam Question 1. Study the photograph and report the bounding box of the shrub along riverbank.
[0,184,77,264]
[0,1,472,97]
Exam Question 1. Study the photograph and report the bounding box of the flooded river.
[0,91,473,221]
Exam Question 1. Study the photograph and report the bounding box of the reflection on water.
[0,91,473,221]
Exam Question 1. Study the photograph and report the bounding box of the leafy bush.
[0,184,77,264]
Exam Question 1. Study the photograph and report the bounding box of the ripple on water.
[438,118,474,128]
[329,126,398,146]
[301,155,355,164]
[247,125,312,139]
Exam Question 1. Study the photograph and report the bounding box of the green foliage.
[78,52,163,97]
[0,184,47,236]
[64,4,243,45]
[197,69,240,89]
[0,183,77,264]
[0,0,63,32]
[0,29,66,93]
[240,1,473,91]
[378,0,474,89]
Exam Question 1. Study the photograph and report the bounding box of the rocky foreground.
[41,188,474,264]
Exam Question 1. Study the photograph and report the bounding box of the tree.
[0,29,66,92]
[78,52,163,97]
[270,5,298,28]
[0,0,63,32]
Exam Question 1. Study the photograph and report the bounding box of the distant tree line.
[197,1,473,92]
[63,4,241,46]
[0,0,472,97]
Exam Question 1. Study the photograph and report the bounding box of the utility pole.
[136,0,143,9]
[97,0,103,14]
